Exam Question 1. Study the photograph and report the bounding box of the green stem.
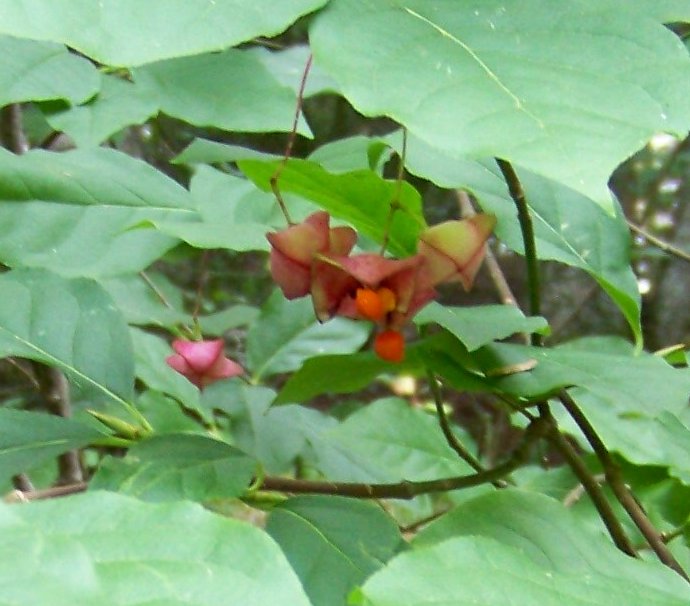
[559,390,690,581]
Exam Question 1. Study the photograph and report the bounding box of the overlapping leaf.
[360,491,690,606]
[0,269,134,404]
[266,496,403,606]
[239,159,426,256]
[415,302,549,351]
[0,0,329,66]
[0,491,311,606]
[0,409,105,486]
[90,433,256,502]
[133,49,311,135]
[0,35,98,107]
[398,135,642,345]
[0,147,195,277]
[247,290,370,382]
[311,0,690,206]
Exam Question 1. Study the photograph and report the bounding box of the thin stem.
[260,417,548,499]
[546,426,637,557]
[496,158,541,346]
[501,396,637,557]
[192,250,210,322]
[559,390,690,581]
[379,129,407,254]
[140,271,174,309]
[5,481,88,502]
[270,53,313,225]
[628,220,690,264]
[426,368,504,487]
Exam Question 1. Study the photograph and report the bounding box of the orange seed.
[374,330,405,363]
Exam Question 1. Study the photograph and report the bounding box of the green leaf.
[415,302,549,351]
[248,44,341,97]
[201,383,308,474]
[102,274,189,329]
[133,49,311,135]
[0,147,195,277]
[362,539,690,606]
[266,495,403,606]
[439,337,690,408]
[403,490,690,604]
[91,433,256,502]
[319,398,475,483]
[0,0,329,67]
[247,290,370,382]
[0,35,98,106]
[308,135,392,173]
[0,409,104,486]
[399,135,642,345]
[172,138,281,165]
[0,269,134,405]
[239,159,426,256]
[151,165,285,252]
[310,0,690,207]
[0,491,311,605]
[43,74,158,147]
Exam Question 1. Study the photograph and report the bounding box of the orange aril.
[355,287,397,322]
[377,287,396,313]
[356,288,384,320]
[374,330,405,363]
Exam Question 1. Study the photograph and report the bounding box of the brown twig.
[559,390,689,581]
[33,364,84,485]
[628,220,690,264]
[0,104,29,154]
[260,416,547,499]
[270,53,313,225]
[4,481,88,503]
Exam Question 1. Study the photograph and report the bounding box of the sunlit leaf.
[311,0,690,207]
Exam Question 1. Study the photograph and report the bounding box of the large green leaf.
[0,269,134,404]
[0,491,311,606]
[398,135,642,345]
[0,147,195,277]
[0,0,329,67]
[310,0,690,207]
[408,490,690,601]
[0,35,98,107]
[247,290,370,382]
[415,302,549,351]
[90,433,256,502]
[266,495,403,606]
[360,493,690,605]
[44,74,158,147]
[0,409,105,486]
[318,398,475,483]
[133,49,310,135]
[239,159,426,256]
